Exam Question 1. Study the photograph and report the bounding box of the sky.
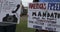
[22,0,33,7]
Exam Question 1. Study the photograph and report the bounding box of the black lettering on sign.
[54,13,57,18]
[50,13,54,17]
[32,11,60,19]
[29,21,33,23]
[32,12,36,16]
[38,12,41,16]
[43,12,46,17]
[47,12,50,17]
[58,13,60,18]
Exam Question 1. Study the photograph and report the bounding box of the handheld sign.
[0,0,21,24]
[28,2,60,32]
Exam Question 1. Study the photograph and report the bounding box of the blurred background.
[16,0,35,32]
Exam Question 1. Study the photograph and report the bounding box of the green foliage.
[21,9,28,16]
[16,16,35,32]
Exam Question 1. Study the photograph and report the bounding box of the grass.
[16,15,35,32]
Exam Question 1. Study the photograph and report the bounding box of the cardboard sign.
[0,0,21,24]
[28,2,60,32]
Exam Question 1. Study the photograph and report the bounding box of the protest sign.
[0,0,21,24]
[28,2,60,32]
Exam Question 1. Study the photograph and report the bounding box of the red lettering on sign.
[29,3,46,9]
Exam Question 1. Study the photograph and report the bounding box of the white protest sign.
[0,0,21,24]
[28,2,60,32]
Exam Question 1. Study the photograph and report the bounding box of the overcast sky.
[22,0,33,7]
